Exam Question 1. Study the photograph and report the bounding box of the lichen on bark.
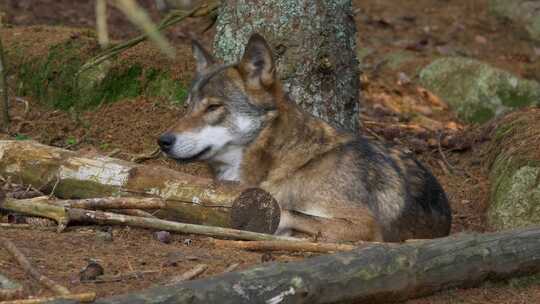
[214,0,360,132]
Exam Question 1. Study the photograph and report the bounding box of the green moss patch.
[419,57,540,124]
[2,26,189,111]
[486,108,540,230]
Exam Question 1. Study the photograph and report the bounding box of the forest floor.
[1,0,540,303]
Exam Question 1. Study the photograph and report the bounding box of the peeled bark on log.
[214,0,360,132]
[0,140,275,229]
[53,227,540,304]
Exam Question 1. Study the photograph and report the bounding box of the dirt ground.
[1,0,540,303]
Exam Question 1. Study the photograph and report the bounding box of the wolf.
[158,34,452,242]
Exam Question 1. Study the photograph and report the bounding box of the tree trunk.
[0,34,9,131]
[213,0,360,132]
[53,227,540,304]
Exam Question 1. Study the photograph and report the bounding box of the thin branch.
[78,0,221,75]
[0,238,70,296]
[0,292,96,304]
[113,0,175,58]
[437,131,456,175]
[223,263,240,273]
[0,273,24,301]
[164,264,208,285]
[131,147,162,163]
[84,270,159,283]
[1,197,302,242]
[96,0,110,48]
[212,239,359,253]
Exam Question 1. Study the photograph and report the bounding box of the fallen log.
[0,140,276,230]
[50,227,540,304]
[0,196,297,241]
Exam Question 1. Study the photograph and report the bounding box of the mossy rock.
[419,57,540,123]
[1,26,190,110]
[489,0,540,43]
[486,108,540,230]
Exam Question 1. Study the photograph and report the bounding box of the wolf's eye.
[206,104,223,112]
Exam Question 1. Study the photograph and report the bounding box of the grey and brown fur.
[158,34,452,242]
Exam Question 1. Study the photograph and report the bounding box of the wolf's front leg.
[276,210,383,242]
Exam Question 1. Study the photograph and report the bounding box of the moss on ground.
[486,108,540,230]
[419,57,540,124]
[2,26,189,111]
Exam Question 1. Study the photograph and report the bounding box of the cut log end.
[230,188,281,235]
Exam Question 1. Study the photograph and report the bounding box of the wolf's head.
[158,34,279,181]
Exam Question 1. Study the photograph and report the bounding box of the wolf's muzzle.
[158,133,176,152]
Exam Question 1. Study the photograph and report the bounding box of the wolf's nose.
[158,133,176,152]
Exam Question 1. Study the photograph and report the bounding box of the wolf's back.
[342,137,452,241]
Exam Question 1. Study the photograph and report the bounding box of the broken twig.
[0,292,96,304]
[86,270,159,283]
[0,273,24,301]
[131,147,162,163]
[0,197,301,242]
[223,263,240,273]
[164,264,208,285]
[0,238,70,295]
[212,239,357,253]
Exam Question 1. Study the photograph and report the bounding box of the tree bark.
[0,34,9,131]
[213,0,360,132]
[53,227,540,304]
[0,140,272,228]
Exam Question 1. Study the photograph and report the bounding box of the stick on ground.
[0,273,24,301]
[164,264,208,286]
[86,270,159,283]
[0,197,300,242]
[0,238,70,296]
[212,239,358,253]
[0,292,96,304]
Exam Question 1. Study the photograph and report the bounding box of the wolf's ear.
[239,34,275,89]
[192,39,215,74]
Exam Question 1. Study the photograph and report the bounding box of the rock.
[419,57,540,123]
[80,260,105,282]
[486,108,540,230]
[489,0,540,43]
[95,226,113,243]
[154,230,172,244]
